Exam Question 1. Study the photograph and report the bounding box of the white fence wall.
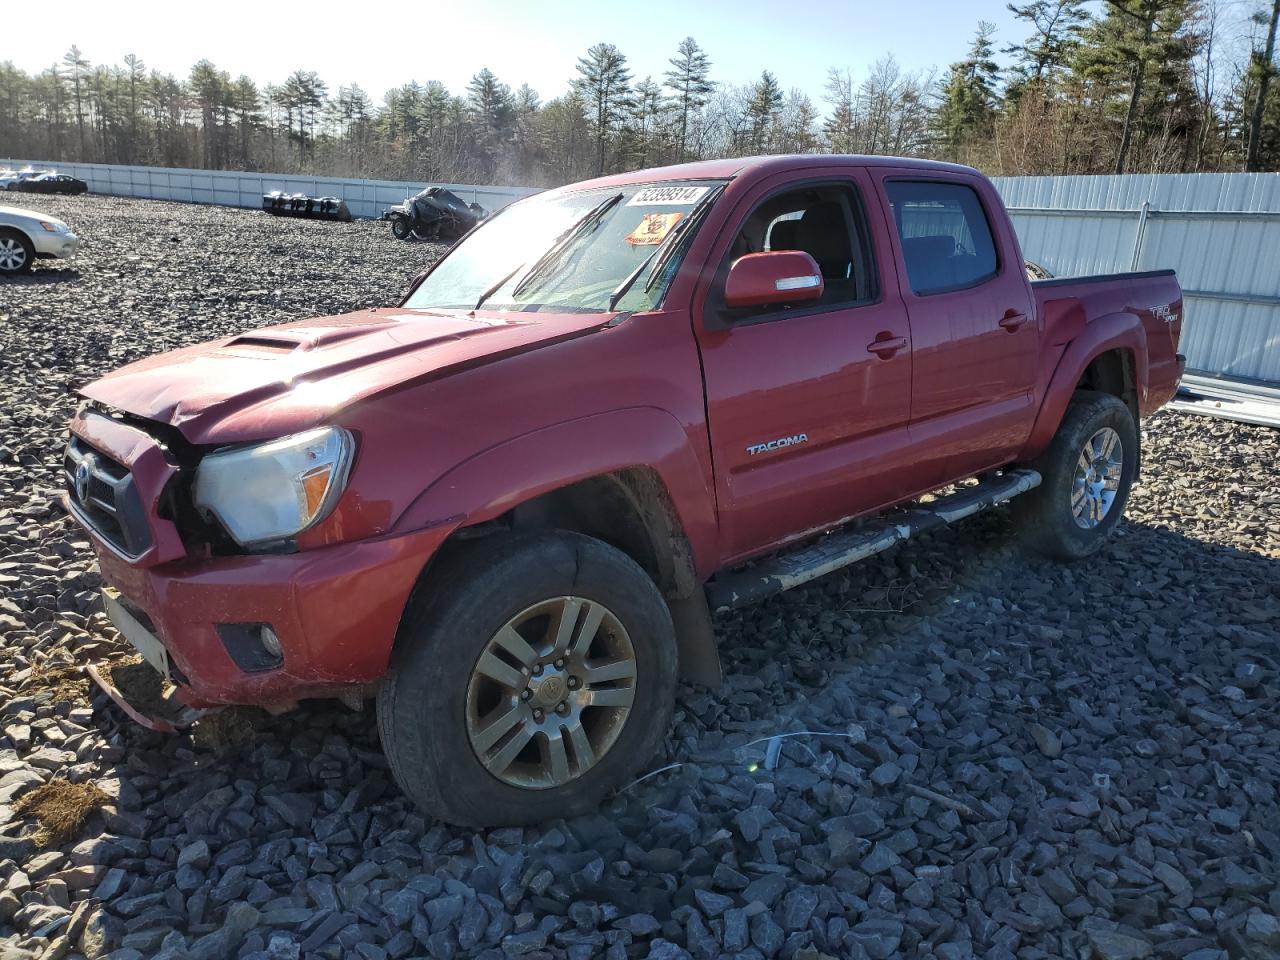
[0,159,541,219]
[992,172,1280,385]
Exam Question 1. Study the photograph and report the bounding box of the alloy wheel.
[464,596,637,789]
[1071,427,1123,529]
[0,238,27,272]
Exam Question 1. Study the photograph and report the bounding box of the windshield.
[405,179,728,314]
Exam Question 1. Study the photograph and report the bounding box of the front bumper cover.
[91,525,449,708]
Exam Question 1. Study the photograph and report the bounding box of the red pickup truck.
[65,155,1184,825]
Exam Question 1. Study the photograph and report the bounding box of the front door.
[692,170,916,563]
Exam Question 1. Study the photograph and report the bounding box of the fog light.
[215,622,285,673]
[260,626,282,659]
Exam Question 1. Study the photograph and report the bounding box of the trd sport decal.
[746,434,809,456]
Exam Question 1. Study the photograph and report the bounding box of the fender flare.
[392,406,720,579]
[1020,311,1148,461]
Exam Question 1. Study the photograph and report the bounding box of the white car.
[0,204,80,274]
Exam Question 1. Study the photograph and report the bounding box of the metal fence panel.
[993,172,1280,384]
[1,158,541,220]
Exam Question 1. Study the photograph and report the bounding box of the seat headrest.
[768,218,802,251]
[793,202,852,278]
[901,235,957,263]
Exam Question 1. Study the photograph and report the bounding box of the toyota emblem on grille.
[74,456,94,502]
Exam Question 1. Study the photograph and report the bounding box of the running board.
[705,469,1042,613]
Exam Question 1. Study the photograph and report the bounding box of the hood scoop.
[224,334,300,354]
[222,320,401,355]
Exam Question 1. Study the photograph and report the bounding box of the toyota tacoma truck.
[64,155,1184,826]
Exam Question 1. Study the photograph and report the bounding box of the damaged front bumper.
[89,523,448,709]
[65,406,449,710]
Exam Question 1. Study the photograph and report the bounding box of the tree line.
[1,0,1278,188]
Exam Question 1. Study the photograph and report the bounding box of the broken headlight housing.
[193,426,354,547]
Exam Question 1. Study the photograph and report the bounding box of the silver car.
[0,204,80,274]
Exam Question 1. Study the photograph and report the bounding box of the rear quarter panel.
[1021,270,1183,460]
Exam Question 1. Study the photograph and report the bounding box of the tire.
[1014,392,1138,560]
[0,230,34,275]
[378,530,677,827]
[390,215,413,241]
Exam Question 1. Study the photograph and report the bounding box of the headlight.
[194,426,354,547]
[38,221,65,233]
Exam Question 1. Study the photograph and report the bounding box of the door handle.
[866,335,907,358]
[999,311,1029,332]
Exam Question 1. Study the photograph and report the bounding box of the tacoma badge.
[746,434,809,456]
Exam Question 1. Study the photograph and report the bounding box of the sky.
[3,0,1042,104]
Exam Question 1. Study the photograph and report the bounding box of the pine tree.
[748,70,784,152]
[1005,0,1090,86]
[663,37,714,161]
[230,76,261,168]
[1076,0,1202,173]
[573,43,632,176]
[1003,0,1085,96]
[824,68,857,153]
[1247,0,1280,170]
[190,61,229,168]
[937,22,1002,155]
[61,46,90,158]
[467,68,514,179]
[121,54,147,163]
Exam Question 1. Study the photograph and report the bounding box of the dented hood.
[80,307,609,445]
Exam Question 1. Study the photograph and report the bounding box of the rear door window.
[885,181,999,295]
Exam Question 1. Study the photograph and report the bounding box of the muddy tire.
[378,530,677,827]
[1014,391,1138,560]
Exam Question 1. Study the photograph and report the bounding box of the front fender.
[392,406,720,579]
[1019,311,1148,462]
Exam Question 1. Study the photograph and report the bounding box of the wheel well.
[504,468,698,600]
[1076,349,1138,422]
[412,469,721,687]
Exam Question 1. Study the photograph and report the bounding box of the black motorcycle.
[384,187,486,242]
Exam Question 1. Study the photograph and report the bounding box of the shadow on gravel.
[1,267,82,286]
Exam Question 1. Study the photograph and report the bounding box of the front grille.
[64,436,153,557]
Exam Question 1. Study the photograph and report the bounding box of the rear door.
[874,171,1039,480]
[692,168,916,562]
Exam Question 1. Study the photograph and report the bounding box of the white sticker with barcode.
[626,186,710,206]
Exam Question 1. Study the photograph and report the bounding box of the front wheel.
[0,230,34,274]
[378,530,677,827]
[389,215,413,241]
[1014,392,1138,560]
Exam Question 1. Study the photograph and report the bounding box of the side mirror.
[724,250,824,309]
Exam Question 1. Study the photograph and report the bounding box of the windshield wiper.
[511,192,623,300]
[474,261,525,311]
[607,186,724,312]
[644,185,724,294]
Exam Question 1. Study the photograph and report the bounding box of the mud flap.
[667,592,721,689]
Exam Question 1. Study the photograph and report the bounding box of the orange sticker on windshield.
[626,212,683,245]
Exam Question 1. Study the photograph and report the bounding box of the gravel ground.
[1,194,1279,960]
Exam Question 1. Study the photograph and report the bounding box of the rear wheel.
[378,530,677,826]
[0,230,34,274]
[1014,392,1138,560]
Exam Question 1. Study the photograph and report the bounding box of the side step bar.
[705,469,1041,613]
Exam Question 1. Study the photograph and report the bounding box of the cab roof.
[538,154,983,199]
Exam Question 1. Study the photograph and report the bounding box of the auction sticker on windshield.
[626,185,710,206]
[626,212,684,245]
